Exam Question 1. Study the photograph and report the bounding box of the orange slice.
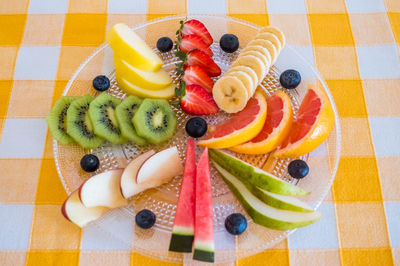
[198,91,267,148]
[274,84,334,158]
[230,90,293,154]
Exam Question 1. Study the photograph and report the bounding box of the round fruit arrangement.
[52,15,340,263]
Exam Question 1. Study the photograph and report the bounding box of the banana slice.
[226,65,259,89]
[239,51,269,69]
[226,70,254,96]
[248,39,278,64]
[259,26,286,48]
[255,32,282,52]
[242,45,272,66]
[231,54,266,82]
[213,76,249,113]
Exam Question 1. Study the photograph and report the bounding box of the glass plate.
[54,14,341,263]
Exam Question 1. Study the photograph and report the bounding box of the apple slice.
[61,190,109,228]
[120,150,156,198]
[79,169,128,208]
[137,146,183,184]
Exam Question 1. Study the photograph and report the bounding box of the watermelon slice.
[193,148,214,262]
[169,138,196,252]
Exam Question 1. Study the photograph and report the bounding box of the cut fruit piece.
[226,66,259,89]
[193,148,214,263]
[61,190,109,228]
[47,96,78,145]
[114,56,172,90]
[66,95,104,149]
[274,84,334,158]
[225,70,254,96]
[169,139,196,253]
[198,92,267,148]
[248,39,277,64]
[255,32,282,52]
[214,162,321,230]
[231,54,266,82]
[213,162,313,213]
[230,90,293,154]
[209,149,309,196]
[259,26,286,48]
[179,34,213,57]
[115,96,147,145]
[182,65,214,93]
[132,99,177,144]
[107,23,163,71]
[136,146,183,184]
[212,75,249,113]
[120,150,155,198]
[181,19,213,46]
[88,92,127,145]
[79,169,128,208]
[239,50,270,70]
[241,45,272,67]
[116,74,175,99]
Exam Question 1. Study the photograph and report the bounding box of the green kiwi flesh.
[46,96,78,145]
[66,95,104,149]
[132,99,176,144]
[88,92,127,144]
[115,96,147,145]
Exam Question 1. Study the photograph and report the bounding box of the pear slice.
[214,163,321,230]
[213,162,313,212]
[107,23,163,71]
[116,74,175,99]
[209,149,309,196]
[114,56,172,90]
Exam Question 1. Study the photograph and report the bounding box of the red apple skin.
[78,180,87,203]
[61,195,72,223]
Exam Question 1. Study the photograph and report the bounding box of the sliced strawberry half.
[181,20,213,46]
[182,65,214,93]
[179,34,213,57]
[186,49,221,77]
[180,84,219,115]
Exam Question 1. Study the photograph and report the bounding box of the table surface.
[1,0,400,265]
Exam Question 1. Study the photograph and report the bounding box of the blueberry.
[157,37,173,53]
[288,159,309,179]
[279,69,301,89]
[185,117,207,138]
[80,154,100,172]
[135,209,156,229]
[225,213,247,235]
[219,34,239,53]
[93,75,110,92]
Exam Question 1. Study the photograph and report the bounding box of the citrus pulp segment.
[274,84,334,158]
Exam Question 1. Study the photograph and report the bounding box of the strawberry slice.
[186,50,221,77]
[179,34,213,57]
[180,84,219,115]
[181,20,213,46]
[182,65,214,93]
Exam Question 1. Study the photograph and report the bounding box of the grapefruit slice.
[274,84,334,158]
[198,91,267,149]
[230,90,293,154]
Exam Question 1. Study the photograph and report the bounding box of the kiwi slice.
[115,96,147,145]
[88,92,127,145]
[66,95,104,149]
[46,96,79,144]
[132,99,177,144]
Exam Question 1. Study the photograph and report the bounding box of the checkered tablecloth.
[1,0,400,265]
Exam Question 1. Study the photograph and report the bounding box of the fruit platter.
[50,15,341,263]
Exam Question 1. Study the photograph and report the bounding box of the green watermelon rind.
[169,233,194,253]
[193,249,215,263]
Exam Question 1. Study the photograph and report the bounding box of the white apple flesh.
[79,169,128,208]
[136,146,183,185]
[61,190,109,228]
[120,150,156,198]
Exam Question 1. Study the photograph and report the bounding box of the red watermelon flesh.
[193,148,214,262]
[169,138,196,252]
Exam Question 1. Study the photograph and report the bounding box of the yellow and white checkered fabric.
[0,0,399,265]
